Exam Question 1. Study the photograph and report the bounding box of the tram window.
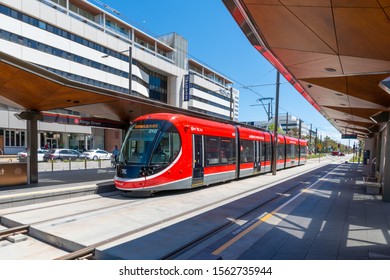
[292,144,296,159]
[205,137,219,165]
[221,138,236,164]
[205,136,236,166]
[277,145,285,160]
[262,142,272,162]
[286,144,293,159]
[240,140,254,163]
[300,145,307,157]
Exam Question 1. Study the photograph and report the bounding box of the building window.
[5,130,26,147]
[148,73,168,103]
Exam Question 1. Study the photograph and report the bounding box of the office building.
[0,0,239,154]
[243,114,310,137]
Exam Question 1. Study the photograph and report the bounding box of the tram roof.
[222,0,390,139]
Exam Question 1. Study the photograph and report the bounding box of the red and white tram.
[114,113,307,196]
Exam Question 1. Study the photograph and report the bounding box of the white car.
[83,149,112,160]
[17,149,48,162]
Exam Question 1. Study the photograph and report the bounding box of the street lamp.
[102,46,132,95]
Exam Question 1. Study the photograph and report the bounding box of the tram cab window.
[151,123,181,165]
[121,120,161,164]
[121,120,181,166]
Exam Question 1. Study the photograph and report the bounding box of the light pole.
[102,46,132,95]
[230,87,234,121]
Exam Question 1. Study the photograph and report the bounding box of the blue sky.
[91,0,344,142]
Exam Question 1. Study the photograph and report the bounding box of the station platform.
[0,168,116,209]
[202,161,390,260]
[1,156,389,260]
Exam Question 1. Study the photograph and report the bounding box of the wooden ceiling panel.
[273,49,342,78]
[302,74,390,107]
[287,6,337,51]
[332,0,381,8]
[378,0,390,7]
[334,8,390,60]
[279,0,331,6]
[324,106,383,121]
[243,0,279,4]
[246,5,336,54]
[340,56,390,75]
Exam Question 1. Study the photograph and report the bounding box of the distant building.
[242,114,310,137]
[186,59,239,121]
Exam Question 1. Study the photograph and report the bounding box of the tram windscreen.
[120,119,181,167]
[120,120,164,165]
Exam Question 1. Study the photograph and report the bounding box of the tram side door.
[192,135,204,187]
[254,141,261,173]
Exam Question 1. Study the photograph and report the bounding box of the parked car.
[17,149,48,162]
[83,149,112,160]
[43,149,85,161]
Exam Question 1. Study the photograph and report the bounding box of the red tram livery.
[114,113,307,196]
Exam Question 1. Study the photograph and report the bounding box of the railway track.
[0,158,344,260]
[162,164,337,260]
[48,164,336,260]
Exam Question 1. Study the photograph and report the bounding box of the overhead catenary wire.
[88,0,317,127]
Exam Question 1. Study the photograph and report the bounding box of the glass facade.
[0,3,169,100]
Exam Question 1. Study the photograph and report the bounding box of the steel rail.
[161,166,333,259]
[0,224,29,240]
[53,164,333,260]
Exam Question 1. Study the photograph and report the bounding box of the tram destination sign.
[341,133,358,139]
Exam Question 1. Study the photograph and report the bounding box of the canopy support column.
[15,110,42,184]
[382,118,390,202]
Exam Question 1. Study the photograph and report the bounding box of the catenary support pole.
[272,71,280,175]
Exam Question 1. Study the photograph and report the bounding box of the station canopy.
[0,51,184,125]
[223,0,390,139]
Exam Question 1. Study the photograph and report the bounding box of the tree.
[267,122,285,134]
[288,127,299,137]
